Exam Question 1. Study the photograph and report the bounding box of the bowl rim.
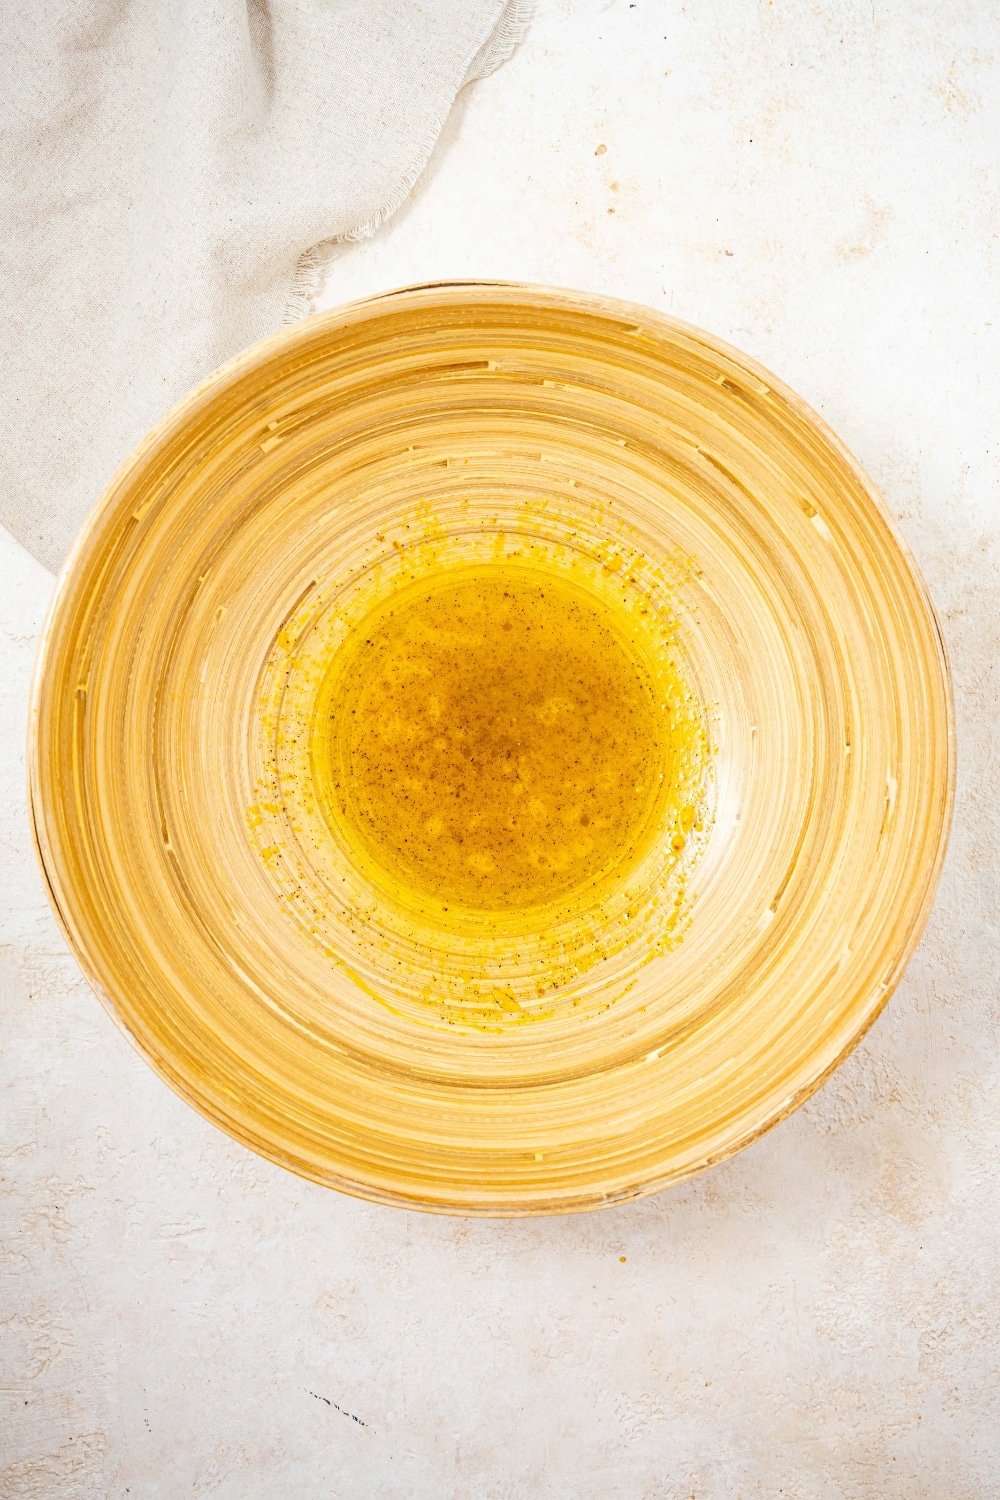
[27,280,956,1214]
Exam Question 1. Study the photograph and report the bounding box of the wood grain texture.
[28,284,953,1215]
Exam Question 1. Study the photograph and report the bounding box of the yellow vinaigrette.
[312,562,695,919]
[258,533,712,1028]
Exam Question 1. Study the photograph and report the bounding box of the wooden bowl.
[29,284,954,1214]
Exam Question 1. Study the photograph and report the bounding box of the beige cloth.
[1,0,527,573]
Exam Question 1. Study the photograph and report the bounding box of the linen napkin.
[1,0,528,572]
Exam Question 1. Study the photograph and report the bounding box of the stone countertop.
[2,2,997,1495]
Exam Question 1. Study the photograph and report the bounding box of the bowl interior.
[30,285,953,1212]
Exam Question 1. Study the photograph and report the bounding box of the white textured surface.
[2,2,998,1493]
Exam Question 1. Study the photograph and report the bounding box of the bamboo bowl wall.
[29,284,954,1214]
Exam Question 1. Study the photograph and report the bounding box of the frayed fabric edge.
[282,0,533,323]
[464,0,534,83]
[283,242,332,325]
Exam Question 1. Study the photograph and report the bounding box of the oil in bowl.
[258,521,712,1032]
[318,565,676,913]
